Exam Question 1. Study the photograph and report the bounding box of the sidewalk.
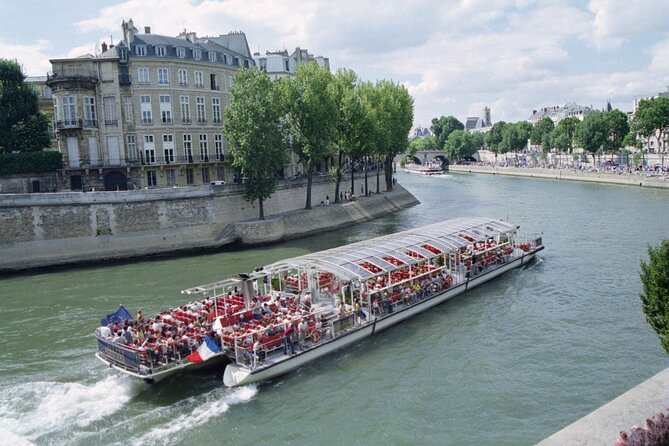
[537,367,669,445]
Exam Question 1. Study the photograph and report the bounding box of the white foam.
[0,427,36,446]
[0,375,140,441]
[133,385,257,445]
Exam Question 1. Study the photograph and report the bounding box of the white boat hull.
[224,249,539,386]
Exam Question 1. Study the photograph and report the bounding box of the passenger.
[298,319,308,349]
[123,327,133,345]
[99,325,112,339]
[283,322,296,355]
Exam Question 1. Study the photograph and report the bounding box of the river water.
[1,171,668,445]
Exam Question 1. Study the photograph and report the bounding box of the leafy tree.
[443,129,475,161]
[485,121,507,160]
[223,69,287,220]
[277,63,338,209]
[501,122,530,157]
[604,109,630,154]
[471,132,485,151]
[430,115,464,150]
[634,97,669,167]
[530,117,555,152]
[640,240,669,354]
[552,117,579,158]
[408,136,436,154]
[576,111,609,163]
[0,59,51,153]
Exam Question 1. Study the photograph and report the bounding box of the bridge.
[403,150,449,166]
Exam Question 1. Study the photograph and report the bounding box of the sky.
[1,0,668,128]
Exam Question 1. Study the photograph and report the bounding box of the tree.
[471,132,485,151]
[443,129,475,161]
[603,109,630,155]
[277,63,338,209]
[0,59,51,153]
[530,117,555,153]
[576,111,609,163]
[501,122,530,158]
[552,117,579,161]
[485,121,507,160]
[634,97,669,167]
[430,115,464,150]
[223,69,287,220]
[640,240,669,354]
[408,136,436,155]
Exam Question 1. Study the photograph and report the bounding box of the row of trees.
[224,64,414,219]
[411,97,669,166]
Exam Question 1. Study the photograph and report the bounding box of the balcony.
[46,68,98,92]
[104,119,118,126]
[197,118,207,124]
[84,119,97,128]
[55,119,83,130]
[139,154,220,165]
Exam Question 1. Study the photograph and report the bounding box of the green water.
[1,171,668,445]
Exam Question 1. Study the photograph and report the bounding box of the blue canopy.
[101,305,134,326]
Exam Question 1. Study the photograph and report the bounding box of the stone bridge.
[403,150,449,166]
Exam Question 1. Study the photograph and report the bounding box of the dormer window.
[192,49,202,60]
[155,45,166,57]
[176,47,185,58]
[208,51,217,62]
[135,45,147,56]
[119,47,128,62]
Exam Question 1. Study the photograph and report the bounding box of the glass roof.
[255,217,518,282]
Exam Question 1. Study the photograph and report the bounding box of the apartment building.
[47,19,254,191]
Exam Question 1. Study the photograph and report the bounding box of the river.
[0,171,667,445]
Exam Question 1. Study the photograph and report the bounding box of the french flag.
[187,335,221,363]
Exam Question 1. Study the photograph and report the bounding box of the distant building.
[412,126,432,138]
[465,106,492,133]
[46,19,255,191]
[527,102,592,125]
[253,47,330,79]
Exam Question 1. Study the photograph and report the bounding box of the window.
[183,134,193,162]
[135,45,147,56]
[215,134,223,160]
[201,167,210,183]
[143,135,155,164]
[83,97,96,127]
[176,47,185,58]
[163,134,174,163]
[123,96,134,123]
[212,98,221,124]
[228,75,234,89]
[155,45,166,57]
[157,68,169,85]
[192,49,202,60]
[127,135,137,161]
[62,96,76,126]
[217,166,225,181]
[196,97,206,123]
[103,96,117,125]
[199,134,208,161]
[194,71,204,87]
[147,170,157,187]
[178,69,188,86]
[185,168,194,185]
[180,96,191,123]
[140,95,152,124]
[119,47,128,62]
[222,54,229,64]
[210,73,219,90]
[138,68,149,84]
[166,169,177,187]
[159,95,172,123]
[208,51,217,62]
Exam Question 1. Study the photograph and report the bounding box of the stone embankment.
[0,179,418,272]
[449,164,669,189]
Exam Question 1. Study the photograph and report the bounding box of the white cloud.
[588,0,669,49]
[0,39,53,75]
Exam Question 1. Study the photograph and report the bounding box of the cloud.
[588,0,669,49]
[0,39,53,75]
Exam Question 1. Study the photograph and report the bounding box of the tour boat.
[404,162,444,175]
[95,217,543,386]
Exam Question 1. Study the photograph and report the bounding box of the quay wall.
[0,178,418,272]
[449,165,669,189]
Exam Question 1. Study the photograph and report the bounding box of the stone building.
[46,19,254,191]
[252,47,330,80]
[527,102,592,125]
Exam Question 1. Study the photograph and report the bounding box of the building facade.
[527,102,592,125]
[253,47,330,80]
[47,19,254,191]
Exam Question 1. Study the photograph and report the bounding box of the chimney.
[101,42,108,52]
[144,26,151,34]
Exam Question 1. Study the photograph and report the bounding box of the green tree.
[552,117,579,162]
[471,132,485,151]
[277,63,338,209]
[603,109,630,155]
[223,69,287,220]
[634,97,669,167]
[485,121,507,161]
[576,111,609,163]
[640,240,669,354]
[443,129,475,161]
[0,59,51,153]
[408,136,436,155]
[501,122,530,158]
[530,117,555,152]
[430,115,464,150]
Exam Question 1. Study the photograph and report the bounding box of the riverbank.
[0,181,418,273]
[449,164,669,189]
[537,366,669,445]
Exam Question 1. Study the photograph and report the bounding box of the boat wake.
[0,375,140,444]
[127,385,257,445]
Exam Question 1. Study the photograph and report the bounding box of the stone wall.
[0,176,417,272]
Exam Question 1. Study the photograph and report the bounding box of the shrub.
[0,151,62,175]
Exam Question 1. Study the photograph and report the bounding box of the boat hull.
[223,248,541,386]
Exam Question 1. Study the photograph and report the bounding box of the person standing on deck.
[298,319,308,349]
[283,322,296,355]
